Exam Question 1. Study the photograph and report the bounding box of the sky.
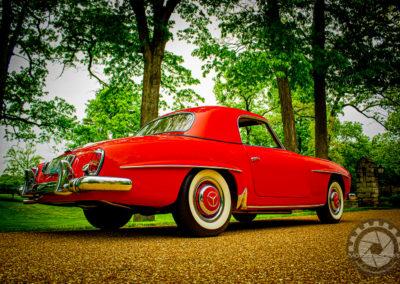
[0,14,386,174]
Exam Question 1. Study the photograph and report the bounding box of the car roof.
[167,106,268,144]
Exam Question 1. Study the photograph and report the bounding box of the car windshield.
[136,113,194,136]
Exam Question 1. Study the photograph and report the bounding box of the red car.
[20,106,350,236]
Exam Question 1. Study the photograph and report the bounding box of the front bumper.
[20,160,132,197]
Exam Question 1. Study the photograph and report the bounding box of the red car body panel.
[32,106,350,212]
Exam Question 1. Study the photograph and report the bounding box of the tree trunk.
[140,47,164,127]
[0,0,12,121]
[312,0,328,159]
[314,74,328,159]
[265,0,298,153]
[130,0,180,127]
[276,76,298,152]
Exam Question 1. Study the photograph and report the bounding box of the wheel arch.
[329,173,345,196]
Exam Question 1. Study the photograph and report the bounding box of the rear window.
[136,113,194,136]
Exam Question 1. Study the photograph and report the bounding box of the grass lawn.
[0,194,176,232]
[0,194,385,233]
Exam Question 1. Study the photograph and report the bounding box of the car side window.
[239,117,279,148]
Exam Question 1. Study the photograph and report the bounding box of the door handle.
[251,157,260,162]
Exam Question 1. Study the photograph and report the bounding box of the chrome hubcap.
[329,188,341,215]
[194,178,224,222]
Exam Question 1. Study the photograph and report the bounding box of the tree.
[69,84,142,148]
[181,0,314,152]
[311,0,328,159]
[3,143,43,177]
[327,0,400,136]
[370,133,400,185]
[130,0,180,126]
[0,174,23,197]
[311,0,400,158]
[329,121,371,190]
[56,0,203,128]
[0,0,76,143]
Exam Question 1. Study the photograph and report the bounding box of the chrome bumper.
[20,160,132,197]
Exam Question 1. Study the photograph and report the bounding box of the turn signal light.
[87,149,104,176]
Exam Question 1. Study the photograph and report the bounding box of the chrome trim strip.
[312,170,350,179]
[120,164,242,173]
[247,204,324,209]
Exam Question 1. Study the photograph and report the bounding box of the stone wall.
[381,185,400,197]
[356,157,379,207]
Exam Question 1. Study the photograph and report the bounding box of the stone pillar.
[356,157,379,207]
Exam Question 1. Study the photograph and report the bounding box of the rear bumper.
[20,160,132,197]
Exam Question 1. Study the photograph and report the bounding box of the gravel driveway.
[1,209,399,282]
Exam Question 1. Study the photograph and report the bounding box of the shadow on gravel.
[228,218,320,233]
[36,217,337,239]
[38,225,183,239]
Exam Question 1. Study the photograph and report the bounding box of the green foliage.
[1,0,77,143]
[370,133,400,185]
[0,175,23,195]
[56,0,203,120]
[3,143,44,177]
[160,52,203,111]
[68,84,142,148]
[329,121,371,189]
[325,0,400,132]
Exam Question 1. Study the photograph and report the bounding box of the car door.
[239,117,311,198]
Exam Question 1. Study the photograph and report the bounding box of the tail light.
[87,149,105,176]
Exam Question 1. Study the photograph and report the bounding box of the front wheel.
[84,207,133,230]
[173,169,232,237]
[317,181,344,224]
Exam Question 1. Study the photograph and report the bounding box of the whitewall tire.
[173,169,232,237]
[317,181,344,224]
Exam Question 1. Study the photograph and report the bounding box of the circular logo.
[207,191,219,208]
[347,218,400,275]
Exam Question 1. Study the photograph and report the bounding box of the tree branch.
[7,3,27,64]
[130,0,150,53]
[4,114,53,128]
[163,0,181,25]
[343,104,387,130]
[87,44,108,86]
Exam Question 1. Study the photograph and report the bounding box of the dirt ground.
[1,209,400,283]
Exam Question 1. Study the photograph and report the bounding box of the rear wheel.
[233,213,257,223]
[317,180,344,224]
[173,169,232,237]
[83,207,133,230]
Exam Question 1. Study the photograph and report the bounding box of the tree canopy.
[0,0,77,143]
[3,142,43,177]
[180,0,400,158]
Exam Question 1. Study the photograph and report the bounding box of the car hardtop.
[67,106,271,156]
[160,106,269,144]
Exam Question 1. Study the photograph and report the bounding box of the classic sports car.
[20,106,350,236]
